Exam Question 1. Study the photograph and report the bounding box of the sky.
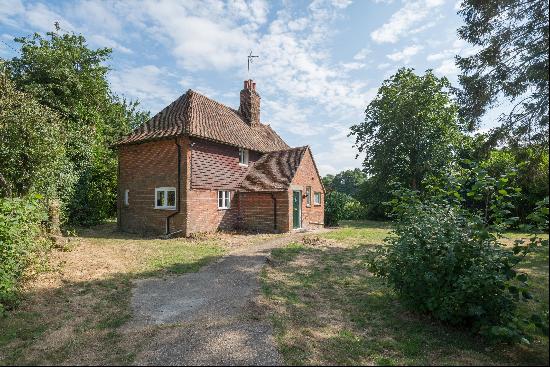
[0,0,499,175]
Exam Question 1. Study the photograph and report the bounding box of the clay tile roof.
[116,90,289,153]
[238,146,308,192]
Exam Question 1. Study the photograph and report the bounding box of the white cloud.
[88,34,132,54]
[387,45,423,62]
[353,47,370,60]
[428,37,479,77]
[341,61,366,70]
[370,0,444,43]
[315,135,363,175]
[434,58,458,76]
[25,3,74,32]
[331,0,353,9]
[426,52,447,61]
[109,65,179,113]
[0,0,25,27]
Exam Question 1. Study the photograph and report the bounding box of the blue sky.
[0,0,498,175]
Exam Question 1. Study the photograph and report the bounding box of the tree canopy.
[322,168,366,199]
[0,67,74,201]
[456,0,549,147]
[350,68,462,191]
[2,31,149,224]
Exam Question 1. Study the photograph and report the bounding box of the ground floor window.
[155,187,176,209]
[124,189,129,206]
[314,192,322,205]
[218,190,231,209]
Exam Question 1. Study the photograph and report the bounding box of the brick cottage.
[115,80,324,236]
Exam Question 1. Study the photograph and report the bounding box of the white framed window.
[239,148,249,166]
[155,187,176,209]
[218,190,231,209]
[314,192,322,205]
[124,189,129,206]
[306,186,311,207]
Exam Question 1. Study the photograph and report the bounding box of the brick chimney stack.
[239,79,260,126]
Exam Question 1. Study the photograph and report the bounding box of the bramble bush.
[0,195,50,314]
[366,163,549,342]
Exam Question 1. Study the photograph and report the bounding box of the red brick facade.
[117,138,324,236]
[117,137,187,235]
[287,149,325,230]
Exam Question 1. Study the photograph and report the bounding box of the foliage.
[456,0,549,146]
[0,68,76,206]
[481,147,549,222]
[324,191,351,227]
[367,163,549,342]
[349,68,462,220]
[357,175,390,220]
[322,169,366,200]
[342,197,369,220]
[0,195,49,314]
[4,31,149,224]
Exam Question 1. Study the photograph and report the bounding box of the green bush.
[324,191,350,226]
[342,197,369,220]
[367,166,549,342]
[374,201,518,325]
[0,195,49,313]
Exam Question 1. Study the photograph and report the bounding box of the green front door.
[292,190,301,229]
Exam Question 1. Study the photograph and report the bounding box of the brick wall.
[287,149,325,230]
[118,138,323,236]
[237,191,289,232]
[186,189,239,233]
[117,137,188,235]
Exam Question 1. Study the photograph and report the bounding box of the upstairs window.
[306,186,311,207]
[314,192,322,205]
[239,148,249,166]
[218,191,231,209]
[155,187,176,209]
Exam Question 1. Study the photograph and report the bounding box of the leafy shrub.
[324,191,350,226]
[367,166,549,342]
[0,195,49,313]
[342,197,368,220]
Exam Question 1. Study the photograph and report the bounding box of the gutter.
[166,138,182,236]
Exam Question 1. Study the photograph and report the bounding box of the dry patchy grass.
[0,223,229,365]
[261,221,549,366]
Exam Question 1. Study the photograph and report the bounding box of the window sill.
[154,207,177,210]
[239,163,249,167]
[218,207,231,210]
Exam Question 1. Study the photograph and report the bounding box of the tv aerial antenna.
[247,50,259,78]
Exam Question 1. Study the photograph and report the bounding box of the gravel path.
[130,231,317,366]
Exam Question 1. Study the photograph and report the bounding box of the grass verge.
[261,220,549,366]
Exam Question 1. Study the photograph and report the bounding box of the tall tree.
[5,31,149,224]
[350,68,461,192]
[328,169,367,200]
[0,64,75,202]
[456,0,549,146]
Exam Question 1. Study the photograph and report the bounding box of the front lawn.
[261,220,549,366]
[0,224,226,365]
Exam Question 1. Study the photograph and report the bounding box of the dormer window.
[239,148,249,166]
